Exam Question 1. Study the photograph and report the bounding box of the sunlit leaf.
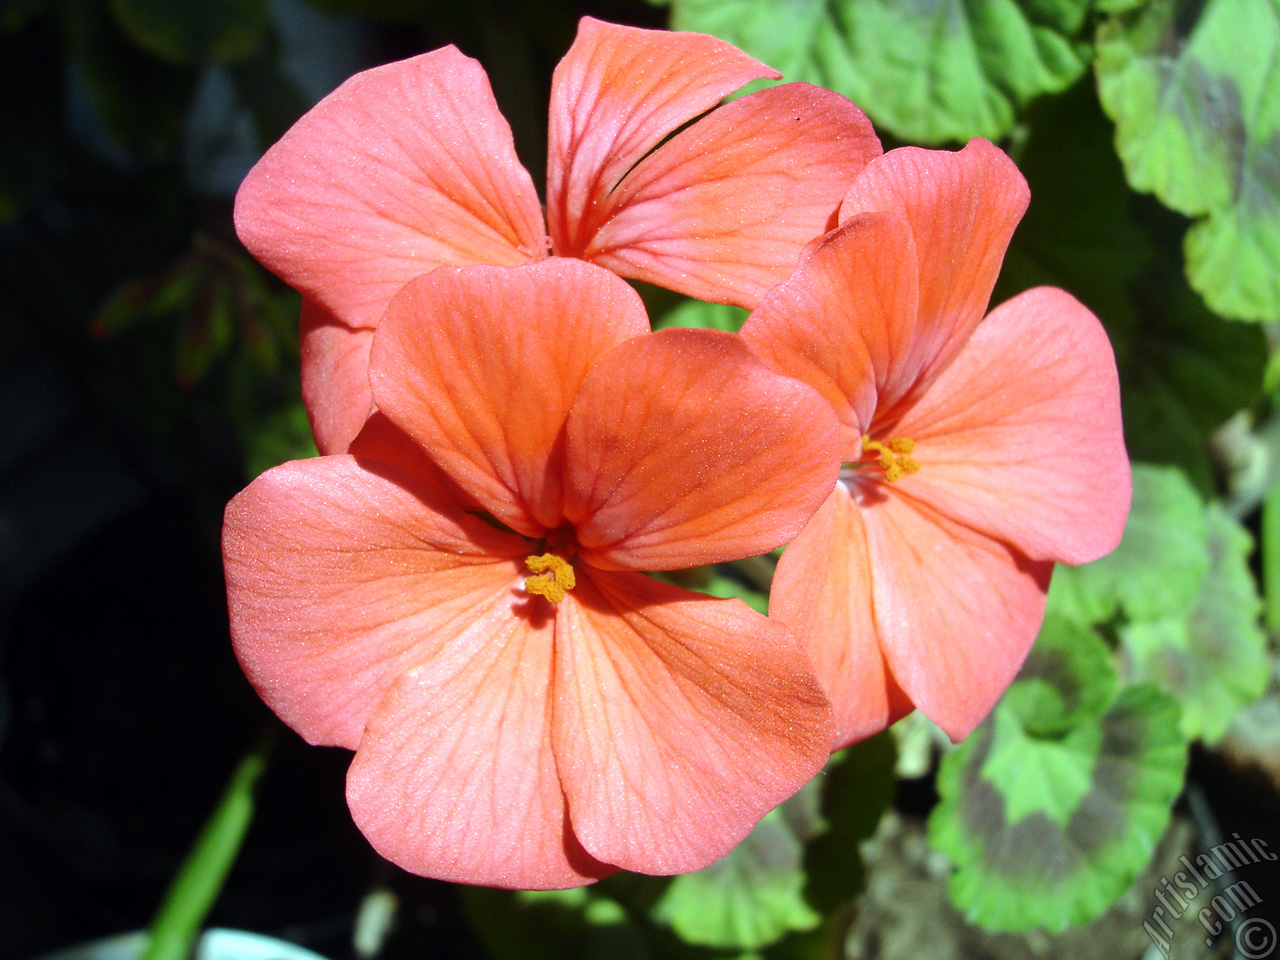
[108,0,269,64]
[652,793,822,949]
[1095,0,1280,321]
[1119,506,1269,743]
[669,0,1093,144]
[1049,464,1209,625]
[929,621,1188,931]
[995,80,1266,491]
[651,296,749,332]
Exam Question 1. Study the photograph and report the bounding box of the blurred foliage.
[669,0,1094,145]
[1096,0,1280,321]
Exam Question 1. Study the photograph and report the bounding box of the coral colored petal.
[369,260,651,537]
[563,328,840,571]
[299,298,375,455]
[346,603,613,889]
[235,47,546,332]
[222,455,528,750]
[552,568,834,874]
[547,17,777,257]
[741,212,920,454]
[839,139,1029,419]
[891,287,1131,565]
[770,486,912,749]
[586,83,882,308]
[862,491,1053,741]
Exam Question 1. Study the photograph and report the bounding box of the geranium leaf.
[1095,0,1280,321]
[109,0,268,64]
[651,733,894,951]
[668,0,1094,144]
[930,621,1188,932]
[995,80,1266,492]
[651,296,749,332]
[1000,615,1118,738]
[1119,505,1269,744]
[1049,464,1209,625]
[651,799,822,950]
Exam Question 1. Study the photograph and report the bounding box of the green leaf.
[994,79,1266,491]
[463,885,658,960]
[1095,0,1280,321]
[109,0,269,64]
[651,296,750,332]
[930,621,1188,932]
[1001,615,1118,737]
[668,0,1094,144]
[1049,463,1209,625]
[653,734,895,951]
[64,0,198,160]
[802,731,896,913]
[652,800,822,950]
[700,573,768,614]
[1118,505,1269,743]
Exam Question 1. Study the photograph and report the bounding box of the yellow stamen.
[861,434,920,483]
[524,553,576,603]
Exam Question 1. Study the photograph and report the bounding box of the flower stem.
[140,727,277,960]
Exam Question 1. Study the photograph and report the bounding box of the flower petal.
[547,17,778,257]
[770,486,913,749]
[563,328,841,570]
[346,600,613,889]
[222,454,527,750]
[839,139,1029,421]
[584,83,882,308]
[552,568,834,874]
[891,287,1131,564]
[299,298,376,455]
[369,260,651,537]
[863,491,1053,741]
[740,211,920,454]
[235,47,546,332]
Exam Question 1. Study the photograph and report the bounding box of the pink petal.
[770,486,913,749]
[740,211,921,455]
[891,287,1131,564]
[862,491,1053,741]
[222,454,527,750]
[839,139,1029,423]
[300,298,375,455]
[583,83,882,308]
[346,602,613,889]
[551,568,834,874]
[547,17,778,258]
[562,328,840,571]
[369,260,651,537]
[235,46,547,332]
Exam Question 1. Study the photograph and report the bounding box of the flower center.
[859,434,919,483]
[524,553,576,603]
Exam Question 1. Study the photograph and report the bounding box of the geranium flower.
[234,17,881,454]
[740,139,1132,747]
[222,259,843,888]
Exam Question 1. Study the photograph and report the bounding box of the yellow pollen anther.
[524,553,576,603]
[861,434,920,483]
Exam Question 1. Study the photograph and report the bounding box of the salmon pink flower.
[222,259,843,888]
[234,17,881,454]
[740,139,1131,748]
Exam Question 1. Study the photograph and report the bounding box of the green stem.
[141,727,277,960]
[1263,481,1280,638]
